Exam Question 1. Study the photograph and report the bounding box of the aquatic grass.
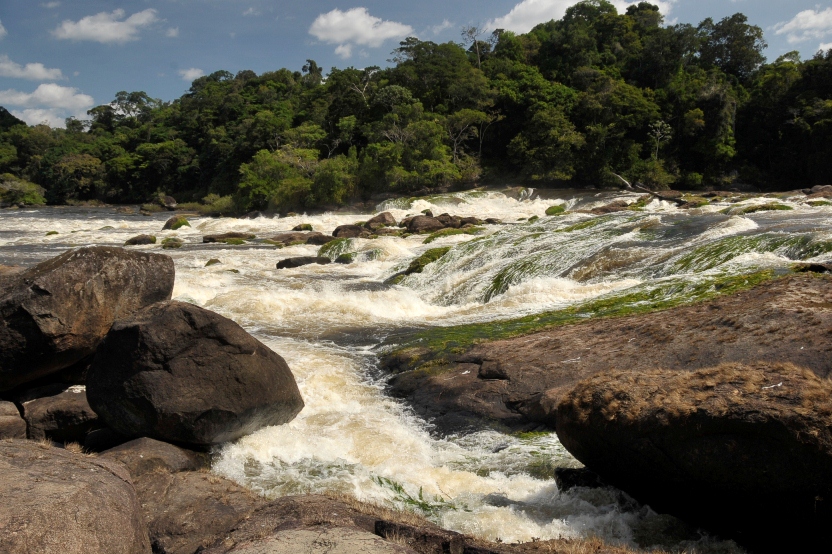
[318,237,354,258]
[721,203,794,215]
[372,476,457,516]
[422,226,484,244]
[557,217,605,233]
[670,234,832,273]
[381,270,777,373]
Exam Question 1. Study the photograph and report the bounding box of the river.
[1,188,830,550]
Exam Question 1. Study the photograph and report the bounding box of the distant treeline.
[1,0,830,212]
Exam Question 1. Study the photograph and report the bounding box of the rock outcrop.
[0,247,175,390]
[124,234,156,246]
[364,212,397,230]
[0,439,151,554]
[556,362,832,548]
[86,300,304,446]
[333,224,369,238]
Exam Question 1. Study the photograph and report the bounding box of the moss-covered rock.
[545,205,566,216]
[161,237,183,249]
[205,259,221,267]
[163,216,190,230]
[292,223,314,231]
[422,227,484,244]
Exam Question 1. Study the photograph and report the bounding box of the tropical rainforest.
[1,0,830,213]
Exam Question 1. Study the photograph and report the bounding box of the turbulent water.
[2,189,831,550]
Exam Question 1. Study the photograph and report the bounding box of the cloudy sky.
[0,1,830,127]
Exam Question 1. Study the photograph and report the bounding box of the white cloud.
[42,2,61,8]
[178,68,204,81]
[52,9,159,44]
[243,8,260,17]
[432,19,454,35]
[0,55,63,81]
[774,8,832,44]
[0,19,7,40]
[486,0,674,34]
[0,83,94,127]
[166,27,179,38]
[309,8,413,58]
[821,42,832,52]
[0,83,94,111]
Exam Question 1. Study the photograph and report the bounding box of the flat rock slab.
[219,527,418,554]
[0,246,175,390]
[387,274,832,432]
[0,439,150,554]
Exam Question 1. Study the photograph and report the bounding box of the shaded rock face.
[0,247,175,390]
[203,232,256,243]
[333,224,368,238]
[556,362,832,546]
[0,400,25,438]
[22,386,99,443]
[0,439,151,554]
[102,437,208,477]
[276,256,331,269]
[306,233,337,245]
[86,300,304,446]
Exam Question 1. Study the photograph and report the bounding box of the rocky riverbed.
[2,187,832,553]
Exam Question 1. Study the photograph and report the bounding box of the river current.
[2,189,830,550]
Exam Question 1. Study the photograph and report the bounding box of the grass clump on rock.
[388,247,452,285]
[422,227,483,244]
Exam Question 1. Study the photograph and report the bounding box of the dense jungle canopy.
[1,0,830,213]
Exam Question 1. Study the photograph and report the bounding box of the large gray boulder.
[0,247,175,390]
[86,301,304,446]
[0,439,150,554]
[556,361,832,549]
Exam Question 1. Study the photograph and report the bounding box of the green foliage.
[0,5,817,206]
[0,173,46,205]
[422,226,484,244]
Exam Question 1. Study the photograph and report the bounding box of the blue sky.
[1,0,831,127]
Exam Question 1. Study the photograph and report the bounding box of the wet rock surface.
[0,439,151,554]
[203,232,256,243]
[125,234,156,245]
[385,274,832,434]
[557,362,832,549]
[276,256,332,269]
[86,300,304,446]
[0,247,175,390]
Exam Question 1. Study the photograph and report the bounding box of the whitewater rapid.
[1,188,830,549]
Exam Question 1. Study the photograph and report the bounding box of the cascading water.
[2,189,830,550]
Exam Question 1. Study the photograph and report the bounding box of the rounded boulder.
[86,301,304,446]
[556,362,832,546]
[0,439,150,554]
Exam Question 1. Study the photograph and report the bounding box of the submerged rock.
[556,362,832,547]
[0,247,175,390]
[0,439,151,554]
[268,231,324,246]
[276,256,331,269]
[124,234,156,246]
[333,224,369,238]
[86,301,304,447]
[203,232,256,243]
